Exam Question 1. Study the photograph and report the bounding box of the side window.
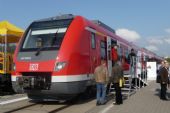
[125,48,128,58]
[125,48,129,61]
[100,41,106,59]
[91,33,96,49]
[118,46,123,60]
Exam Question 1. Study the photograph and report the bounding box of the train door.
[107,36,112,77]
[90,32,98,73]
[111,39,118,64]
[136,51,142,77]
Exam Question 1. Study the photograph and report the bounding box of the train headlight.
[54,62,67,71]
[13,63,16,71]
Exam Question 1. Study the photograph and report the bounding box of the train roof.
[92,20,115,34]
[34,14,116,35]
[34,14,75,22]
[34,14,115,34]
[31,14,162,59]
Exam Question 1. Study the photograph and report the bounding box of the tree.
[165,57,170,63]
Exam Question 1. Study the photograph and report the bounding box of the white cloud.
[164,38,170,44]
[116,28,140,42]
[165,28,170,34]
[148,38,163,45]
[145,45,158,51]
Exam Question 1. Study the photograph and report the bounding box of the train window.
[91,33,96,49]
[118,46,123,60]
[111,40,117,46]
[22,28,65,50]
[100,41,106,59]
[125,48,129,58]
[20,19,72,51]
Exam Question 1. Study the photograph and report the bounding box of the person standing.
[94,59,109,105]
[156,60,165,83]
[111,45,118,66]
[128,48,136,75]
[111,61,124,105]
[160,62,169,100]
[128,49,137,86]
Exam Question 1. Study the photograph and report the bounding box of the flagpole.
[4,34,7,74]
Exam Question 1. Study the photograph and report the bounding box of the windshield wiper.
[51,29,59,46]
[35,47,44,56]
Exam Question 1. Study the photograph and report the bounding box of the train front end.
[11,15,80,100]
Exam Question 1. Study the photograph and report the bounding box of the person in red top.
[122,58,130,70]
[111,45,118,66]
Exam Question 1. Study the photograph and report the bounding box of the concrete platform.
[87,81,170,113]
[0,94,27,105]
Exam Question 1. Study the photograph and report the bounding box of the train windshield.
[21,19,72,51]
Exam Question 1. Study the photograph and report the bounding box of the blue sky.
[1,0,170,57]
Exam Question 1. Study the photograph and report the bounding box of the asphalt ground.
[97,81,170,113]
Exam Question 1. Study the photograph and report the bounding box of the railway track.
[2,100,73,113]
[0,94,100,113]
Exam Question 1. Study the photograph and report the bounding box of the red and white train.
[11,14,162,100]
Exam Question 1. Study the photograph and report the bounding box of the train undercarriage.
[12,72,95,100]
